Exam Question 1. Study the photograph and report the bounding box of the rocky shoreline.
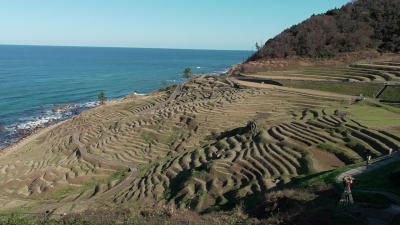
[0,102,99,151]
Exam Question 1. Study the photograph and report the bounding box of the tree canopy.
[248,0,400,61]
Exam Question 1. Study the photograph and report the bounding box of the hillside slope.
[0,75,399,216]
[248,0,400,61]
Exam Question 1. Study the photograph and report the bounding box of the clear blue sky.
[0,0,350,50]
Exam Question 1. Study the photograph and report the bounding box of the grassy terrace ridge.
[272,80,384,97]
[380,86,400,102]
[239,56,400,102]
[344,101,400,128]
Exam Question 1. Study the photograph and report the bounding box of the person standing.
[340,176,355,206]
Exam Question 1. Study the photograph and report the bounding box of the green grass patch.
[109,168,129,184]
[50,178,102,200]
[276,80,384,97]
[380,86,400,102]
[344,101,400,128]
[0,214,34,225]
[52,186,77,200]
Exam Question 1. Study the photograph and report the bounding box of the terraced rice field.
[247,61,400,83]
[240,58,400,101]
[0,75,399,214]
[113,107,400,212]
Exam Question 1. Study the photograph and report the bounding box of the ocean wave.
[133,92,147,96]
[166,79,182,83]
[12,102,98,129]
[214,67,230,74]
[77,101,100,108]
[12,112,63,130]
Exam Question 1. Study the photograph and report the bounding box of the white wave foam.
[214,67,230,74]
[78,101,100,108]
[7,110,63,131]
[133,92,147,96]
[5,100,100,132]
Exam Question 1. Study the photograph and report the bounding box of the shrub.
[97,91,107,105]
[183,68,192,79]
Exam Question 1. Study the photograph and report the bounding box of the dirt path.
[337,153,400,182]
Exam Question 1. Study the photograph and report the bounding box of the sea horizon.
[0,43,253,52]
[0,45,251,149]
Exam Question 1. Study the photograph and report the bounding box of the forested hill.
[248,0,400,61]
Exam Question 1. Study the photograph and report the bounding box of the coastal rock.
[15,128,32,138]
[0,124,6,133]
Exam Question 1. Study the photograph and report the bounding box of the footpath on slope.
[336,152,400,183]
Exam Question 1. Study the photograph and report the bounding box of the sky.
[0,0,350,50]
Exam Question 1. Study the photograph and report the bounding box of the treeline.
[248,0,400,61]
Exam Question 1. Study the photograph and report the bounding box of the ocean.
[0,45,251,149]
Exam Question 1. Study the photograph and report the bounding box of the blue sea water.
[0,45,251,148]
